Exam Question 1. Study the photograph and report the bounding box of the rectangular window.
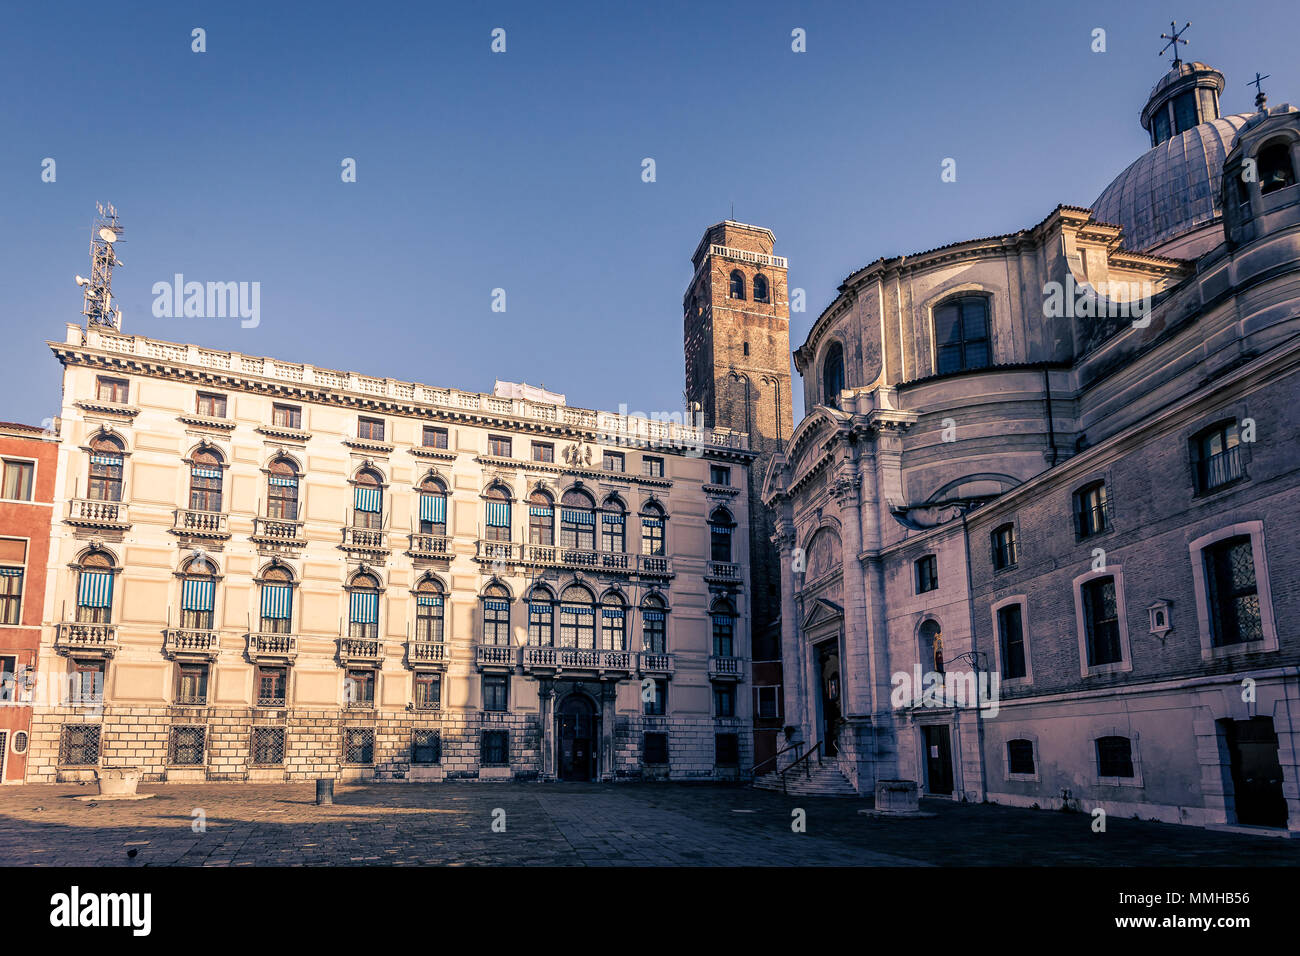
[414,672,442,711]
[70,659,104,705]
[255,666,287,707]
[175,663,209,705]
[343,727,374,764]
[532,441,554,463]
[934,297,990,374]
[915,555,938,594]
[1205,535,1262,646]
[1,460,34,502]
[992,524,1017,570]
[412,729,441,764]
[997,604,1027,679]
[60,724,100,766]
[643,456,664,478]
[346,669,376,707]
[0,565,24,625]
[709,465,731,486]
[95,376,129,404]
[714,683,736,718]
[1194,423,1244,493]
[481,730,509,766]
[1074,482,1109,537]
[602,451,625,473]
[272,403,302,429]
[1007,739,1035,776]
[482,674,508,712]
[643,678,667,716]
[0,655,16,703]
[422,425,449,449]
[643,732,669,765]
[251,727,285,765]
[1096,736,1134,778]
[170,726,206,766]
[357,417,385,442]
[756,685,780,719]
[1082,577,1122,666]
[488,435,512,458]
[195,392,227,418]
[715,733,740,766]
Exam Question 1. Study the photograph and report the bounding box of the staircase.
[752,762,859,797]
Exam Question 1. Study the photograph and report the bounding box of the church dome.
[1092,112,1250,254]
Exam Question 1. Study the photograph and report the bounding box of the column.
[539,678,555,780]
[830,469,872,718]
[771,518,805,756]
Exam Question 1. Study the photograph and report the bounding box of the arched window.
[527,585,554,646]
[600,591,626,651]
[179,555,217,630]
[934,295,991,375]
[753,274,770,303]
[348,572,381,640]
[484,485,512,542]
[87,436,124,502]
[1259,141,1297,195]
[560,489,596,551]
[481,583,511,645]
[352,468,384,529]
[920,620,944,673]
[711,597,736,657]
[259,565,294,634]
[559,584,595,649]
[729,270,746,300]
[267,458,299,521]
[75,551,115,624]
[601,496,626,553]
[528,490,554,546]
[414,577,444,643]
[642,594,667,653]
[709,508,735,563]
[641,501,666,556]
[189,448,224,512]
[418,476,447,536]
[821,342,845,408]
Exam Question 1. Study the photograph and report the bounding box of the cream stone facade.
[27,324,755,783]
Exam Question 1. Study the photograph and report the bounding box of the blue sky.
[3,0,1296,427]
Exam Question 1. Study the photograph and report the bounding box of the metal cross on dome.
[1248,71,1271,110]
[1159,21,1191,67]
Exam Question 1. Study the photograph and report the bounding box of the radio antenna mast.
[75,203,124,332]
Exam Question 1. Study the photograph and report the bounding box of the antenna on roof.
[77,203,124,332]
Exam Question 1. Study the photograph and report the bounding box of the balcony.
[55,622,119,658]
[406,640,450,669]
[638,652,674,677]
[521,646,634,677]
[475,540,672,578]
[407,533,451,560]
[66,498,130,530]
[705,560,742,583]
[341,526,389,556]
[475,643,519,671]
[171,509,230,539]
[251,516,307,548]
[338,637,384,665]
[637,554,673,578]
[708,655,745,682]
[246,632,298,663]
[163,628,221,660]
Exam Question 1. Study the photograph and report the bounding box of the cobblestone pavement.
[0,782,1295,866]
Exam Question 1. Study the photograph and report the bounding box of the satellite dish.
[98,227,118,243]
[75,275,89,286]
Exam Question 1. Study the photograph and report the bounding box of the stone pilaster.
[539,678,556,781]
[771,518,805,745]
[599,681,617,781]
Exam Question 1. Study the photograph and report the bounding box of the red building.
[0,422,58,783]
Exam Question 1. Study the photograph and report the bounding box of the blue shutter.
[416,595,443,607]
[191,466,222,479]
[354,486,382,513]
[350,591,379,624]
[268,475,298,487]
[486,501,511,527]
[643,517,664,528]
[562,509,594,525]
[602,513,624,524]
[89,454,122,466]
[602,607,625,618]
[261,584,293,620]
[483,599,509,612]
[420,494,446,523]
[529,506,553,517]
[182,578,215,611]
[77,571,113,608]
[643,610,665,621]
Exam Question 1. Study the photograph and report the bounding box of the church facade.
[762,59,1300,831]
[25,323,755,783]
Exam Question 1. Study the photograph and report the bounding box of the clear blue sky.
[4,0,1296,427]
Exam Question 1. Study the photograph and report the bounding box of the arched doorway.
[816,640,841,757]
[557,694,597,781]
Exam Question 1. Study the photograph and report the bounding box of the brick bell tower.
[683,221,793,670]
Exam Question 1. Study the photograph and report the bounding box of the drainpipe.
[960,504,988,803]
[1043,364,1059,467]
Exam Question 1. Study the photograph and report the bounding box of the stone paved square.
[0,782,1296,867]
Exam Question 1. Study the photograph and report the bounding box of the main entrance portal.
[557,694,597,781]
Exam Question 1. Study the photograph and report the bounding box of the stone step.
[752,766,859,796]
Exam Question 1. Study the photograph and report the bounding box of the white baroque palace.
[27,324,755,783]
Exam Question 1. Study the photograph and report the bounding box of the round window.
[12,730,28,754]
